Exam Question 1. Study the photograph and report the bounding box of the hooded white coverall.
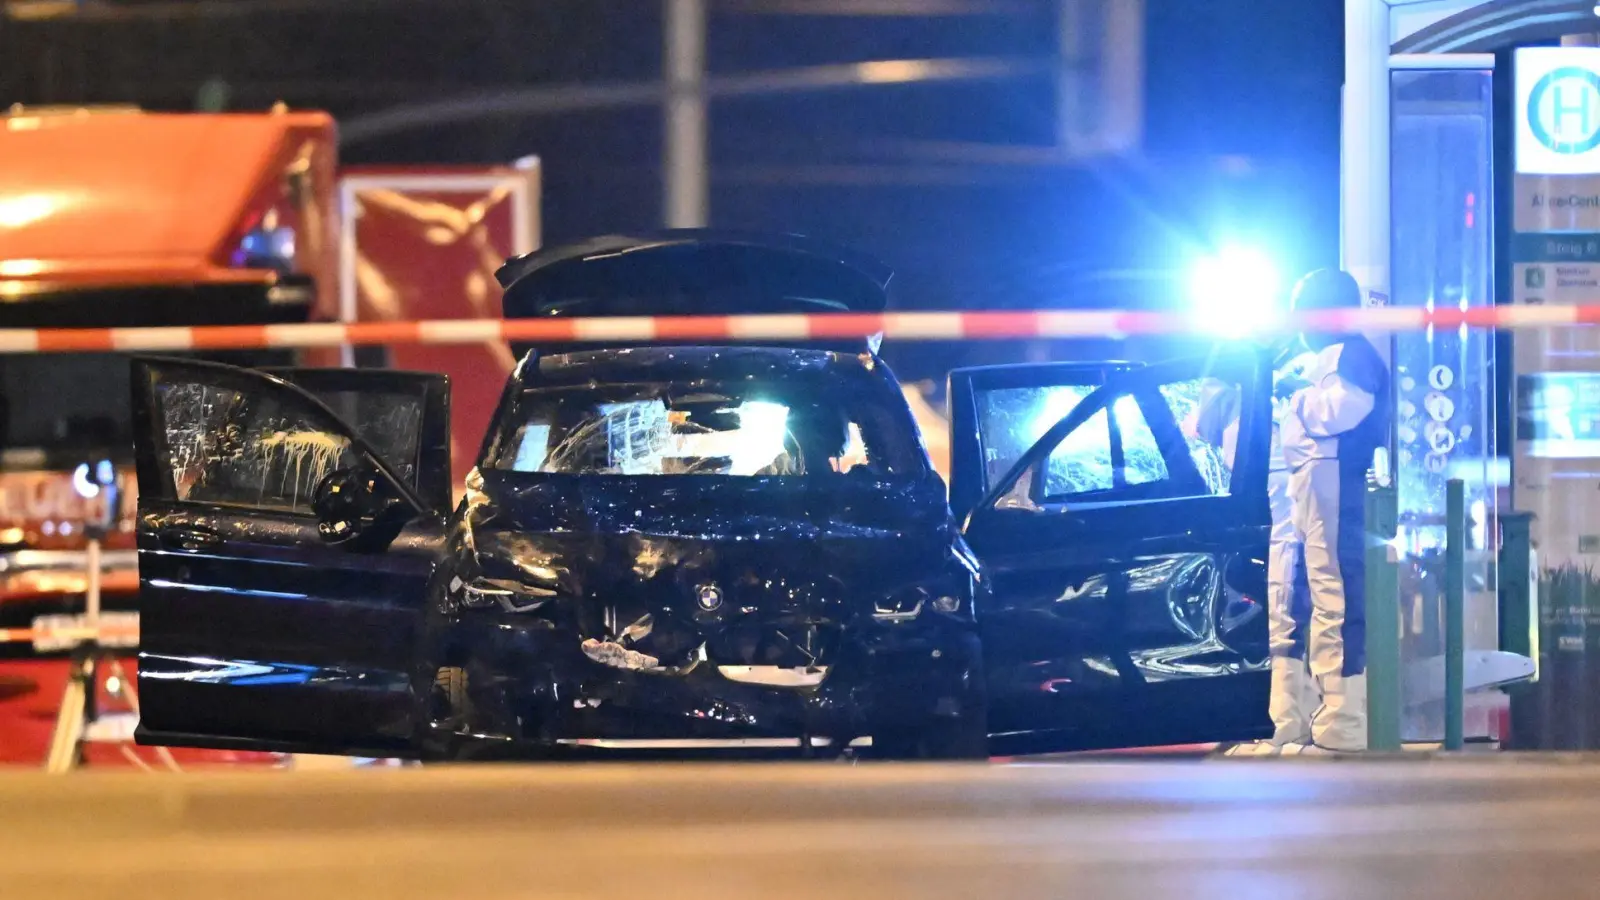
[1260,350,1321,751]
[1185,349,1318,755]
[1278,332,1388,752]
[1211,348,1319,755]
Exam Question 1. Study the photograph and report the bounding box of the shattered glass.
[1161,378,1233,496]
[1111,395,1167,487]
[496,384,892,478]
[1037,396,1170,498]
[1041,408,1113,496]
[993,371,1245,508]
[157,381,359,512]
[290,387,424,487]
[976,385,1096,489]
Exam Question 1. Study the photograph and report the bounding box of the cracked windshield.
[493,385,903,477]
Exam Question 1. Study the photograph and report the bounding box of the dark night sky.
[0,0,1345,374]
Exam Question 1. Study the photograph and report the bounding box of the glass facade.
[1390,67,1499,741]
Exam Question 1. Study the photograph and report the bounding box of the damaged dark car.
[131,231,1276,760]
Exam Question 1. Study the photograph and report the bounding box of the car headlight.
[459,576,557,613]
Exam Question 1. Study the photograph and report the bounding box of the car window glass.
[1042,407,1113,496]
[495,386,894,477]
[838,423,871,474]
[291,388,423,488]
[1162,378,1234,496]
[155,380,360,514]
[994,368,1243,512]
[976,384,1095,491]
[1113,395,1167,486]
[512,424,554,471]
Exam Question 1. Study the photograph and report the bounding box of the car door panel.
[137,510,439,753]
[978,532,1265,753]
[131,359,450,757]
[960,354,1272,755]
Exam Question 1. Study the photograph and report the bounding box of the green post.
[1445,478,1466,751]
[1366,476,1402,751]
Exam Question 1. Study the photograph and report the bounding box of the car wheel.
[418,666,474,762]
[434,665,472,725]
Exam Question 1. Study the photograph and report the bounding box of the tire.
[424,666,539,763]
[419,666,474,762]
[434,665,472,725]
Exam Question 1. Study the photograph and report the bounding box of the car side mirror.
[312,463,409,550]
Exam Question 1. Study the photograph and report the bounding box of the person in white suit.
[1276,269,1388,753]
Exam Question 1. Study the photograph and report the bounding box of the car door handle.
[160,527,222,552]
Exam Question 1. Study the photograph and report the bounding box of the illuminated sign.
[1518,48,1600,175]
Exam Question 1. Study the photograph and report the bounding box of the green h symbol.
[1553,81,1595,138]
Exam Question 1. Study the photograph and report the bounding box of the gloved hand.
[1273,375,1311,400]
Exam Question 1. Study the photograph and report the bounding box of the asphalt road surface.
[5,756,1600,899]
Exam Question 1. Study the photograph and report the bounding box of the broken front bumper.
[445,613,982,751]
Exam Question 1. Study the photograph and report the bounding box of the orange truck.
[0,106,539,766]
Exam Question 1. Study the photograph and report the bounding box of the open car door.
[131,360,451,757]
[956,352,1274,755]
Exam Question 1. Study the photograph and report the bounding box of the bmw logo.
[695,583,723,611]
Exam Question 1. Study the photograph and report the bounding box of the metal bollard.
[1445,478,1466,751]
[1366,476,1402,752]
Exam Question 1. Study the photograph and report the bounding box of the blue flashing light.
[1187,245,1283,338]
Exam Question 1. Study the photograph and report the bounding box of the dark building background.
[0,0,1344,377]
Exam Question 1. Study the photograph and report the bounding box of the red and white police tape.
[0,613,139,649]
[0,304,1593,353]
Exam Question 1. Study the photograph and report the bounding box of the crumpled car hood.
[460,471,958,623]
[478,471,945,537]
[437,469,979,743]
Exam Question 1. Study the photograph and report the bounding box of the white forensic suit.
[1205,345,1320,756]
[1278,331,1388,752]
[1259,346,1322,752]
